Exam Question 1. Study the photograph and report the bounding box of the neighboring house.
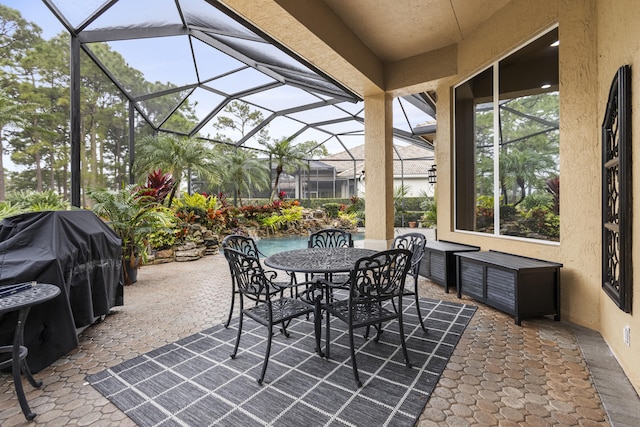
[317,144,434,198]
[255,143,434,200]
[250,159,339,200]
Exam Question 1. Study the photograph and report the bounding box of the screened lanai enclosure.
[42,0,436,206]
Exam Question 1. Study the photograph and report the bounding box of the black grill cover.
[0,210,124,372]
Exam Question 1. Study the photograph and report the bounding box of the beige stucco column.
[363,92,394,250]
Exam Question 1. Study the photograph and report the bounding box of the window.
[455,28,559,242]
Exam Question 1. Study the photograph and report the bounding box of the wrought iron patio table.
[264,247,376,275]
[264,247,376,357]
[0,283,60,420]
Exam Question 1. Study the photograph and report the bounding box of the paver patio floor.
[0,252,628,426]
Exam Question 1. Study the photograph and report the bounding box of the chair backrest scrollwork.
[348,248,412,302]
[308,228,354,249]
[222,234,262,258]
[223,248,271,303]
[392,233,427,274]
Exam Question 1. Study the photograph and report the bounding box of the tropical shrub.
[147,228,177,250]
[281,205,303,222]
[258,205,303,232]
[500,204,518,221]
[347,195,363,213]
[519,192,553,211]
[323,203,341,218]
[5,189,70,212]
[173,192,219,211]
[0,201,26,220]
[175,205,206,226]
[472,193,559,240]
[173,192,222,228]
[401,197,423,212]
[240,204,274,220]
[88,185,176,267]
[421,196,437,228]
[258,214,281,232]
[521,206,560,239]
[338,210,358,226]
[393,184,411,215]
[346,196,365,225]
[206,205,240,233]
[475,195,494,229]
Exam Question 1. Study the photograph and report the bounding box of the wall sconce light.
[427,164,437,184]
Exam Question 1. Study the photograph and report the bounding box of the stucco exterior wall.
[358,178,433,198]
[363,93,395,249]
[435,0,639,394]
[596,0,640,396]
[392,178,433,197]
[225,0,640,395]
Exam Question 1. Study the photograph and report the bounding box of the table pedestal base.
[0,343,41,420]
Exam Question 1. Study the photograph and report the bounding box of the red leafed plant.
[141,169,175,205]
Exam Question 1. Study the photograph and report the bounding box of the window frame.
[453,26,560,244]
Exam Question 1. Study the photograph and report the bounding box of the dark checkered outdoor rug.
[87,297,476,427]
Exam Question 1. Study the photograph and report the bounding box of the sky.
[3,0,64,39]
[1,1,431,173]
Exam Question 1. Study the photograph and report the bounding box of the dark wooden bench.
[419,240,480,293]
[455,250,562,325]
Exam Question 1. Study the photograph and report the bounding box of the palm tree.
[0,90,27,200]
[260,137,308,200]
[217,148,270,206]
[500,148,555,206]
[134,134,220,206]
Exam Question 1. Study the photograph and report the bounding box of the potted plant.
[88,184,176,285]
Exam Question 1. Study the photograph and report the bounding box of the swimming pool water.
[255,232,364,257]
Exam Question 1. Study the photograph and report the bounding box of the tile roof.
[319,144,434,178]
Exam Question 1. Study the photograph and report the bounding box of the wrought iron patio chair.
[324,248,412,387]
[223,247,314,384]
[307,228,354,285]
[392,232,428,333]
[221,234,293,328]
